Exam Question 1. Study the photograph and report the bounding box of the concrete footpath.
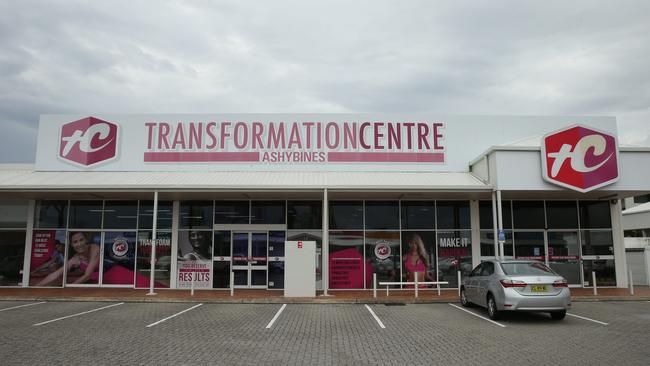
[1,286,649,304]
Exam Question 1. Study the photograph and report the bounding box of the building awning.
[0,165,489,192]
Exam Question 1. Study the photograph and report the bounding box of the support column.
[147,191,159,295]
[611,199,628,288]
[469,200,481,268]
[21,200,35,287]
[496,190,504,260]
[322,188,329,295]
[491,192,498,259]
[170,200,180,289]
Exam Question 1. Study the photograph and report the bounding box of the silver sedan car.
[460,260,571,320]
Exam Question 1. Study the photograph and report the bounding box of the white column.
[147,191,158,295]
[322,188,329,295]
[610,199,628,288]
[21,200,36,287]
[491,192,498,259]
[469,200,481,268]
[496,190,504,259]
[170,200,180,289]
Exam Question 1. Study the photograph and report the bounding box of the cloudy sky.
[1,0,649,163]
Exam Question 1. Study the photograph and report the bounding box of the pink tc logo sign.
[541,125,619,193]
[59,117,119,167]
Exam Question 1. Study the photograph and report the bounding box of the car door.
[465,263,483,304]
[476,262,495,307]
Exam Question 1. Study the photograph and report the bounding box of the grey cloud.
[1,0,649,164]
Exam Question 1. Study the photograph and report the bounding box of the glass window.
[436,201,470,230]
[179,201,213,229]
[35,200,69,229]
[138,201,173,230]
[480,262,494,276]
[401,201,435,229]
[479,201,494,230]
[29,230,67,287]
[329,201,363,230]
[328,230,365,289]
[213,231,231,258]
[579,201,611,229]
[547,231,580,258]
[65,231,101,285]
[402,231,436,285]
[513,231,545,260]
[135,231,172,288]
[0,230,26,286]
[102,231,137,285]
[287,201,322,229]
[512,201,545,229]
[213,261,231,289]
[251,201,285,225]
[437,230,472,287]
[480,231,496,257]
[479,200,513,229]
[103,201,138,229]
[583,259,616,286]
[501,262,555,276]
[365,231,400,286]
[365,201,399,230]
[546,201,578,229]
[581,230,614,256]
[0,200,28,228]
[69,201,103,229]
[214,201,249,225]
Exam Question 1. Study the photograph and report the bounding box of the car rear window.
[500,262,557,276]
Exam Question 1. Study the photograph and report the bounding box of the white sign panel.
[35,114,617,172]
[284,240,316,297]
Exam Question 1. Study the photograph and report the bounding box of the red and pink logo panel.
[541,125,619,192]
[59,117,119,167]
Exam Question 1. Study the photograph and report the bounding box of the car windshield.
[500,262,557,276]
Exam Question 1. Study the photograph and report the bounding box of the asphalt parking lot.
[0,300,648,366]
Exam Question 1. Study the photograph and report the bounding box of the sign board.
[284,241,316,297]
[35,114,616,172]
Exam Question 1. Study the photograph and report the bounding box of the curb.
[2,296,649,304]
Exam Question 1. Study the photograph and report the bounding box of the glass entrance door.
[547,231,582,285]
[232,232,268,288]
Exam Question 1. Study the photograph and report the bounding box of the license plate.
[531,285,547,292]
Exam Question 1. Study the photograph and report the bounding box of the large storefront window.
[29,200,173,287]
[365,231,400,286]
[177,229,213,288]
[0,231,26,286]
[328,231,365,289]
[437,230,472,287]
[402,231,436,286]
[329,201,363,230]
[136,231,172,288]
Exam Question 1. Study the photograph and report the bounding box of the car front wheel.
[550,310,566,320]
[487,294,500,320]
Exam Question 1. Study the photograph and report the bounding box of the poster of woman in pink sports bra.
[402,232,435,287]
[36,231,101,286]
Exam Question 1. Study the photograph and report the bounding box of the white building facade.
[1,114,649,291]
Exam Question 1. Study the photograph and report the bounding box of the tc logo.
[374,242,391,260]
[541,125,619,192]
[59,117,119,167]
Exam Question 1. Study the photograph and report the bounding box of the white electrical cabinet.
[284,240,316,297]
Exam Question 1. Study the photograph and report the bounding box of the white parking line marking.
[33,302,124,326]
[0,301,46,312]
[567,313,609,326]
[265,304,287,329]
[448,303,506,328]
[146,303,203,328]
[365,304,386,329]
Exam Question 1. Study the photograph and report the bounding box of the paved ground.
[0,300,648,365]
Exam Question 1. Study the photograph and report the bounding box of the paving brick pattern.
[0,301,648,365]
